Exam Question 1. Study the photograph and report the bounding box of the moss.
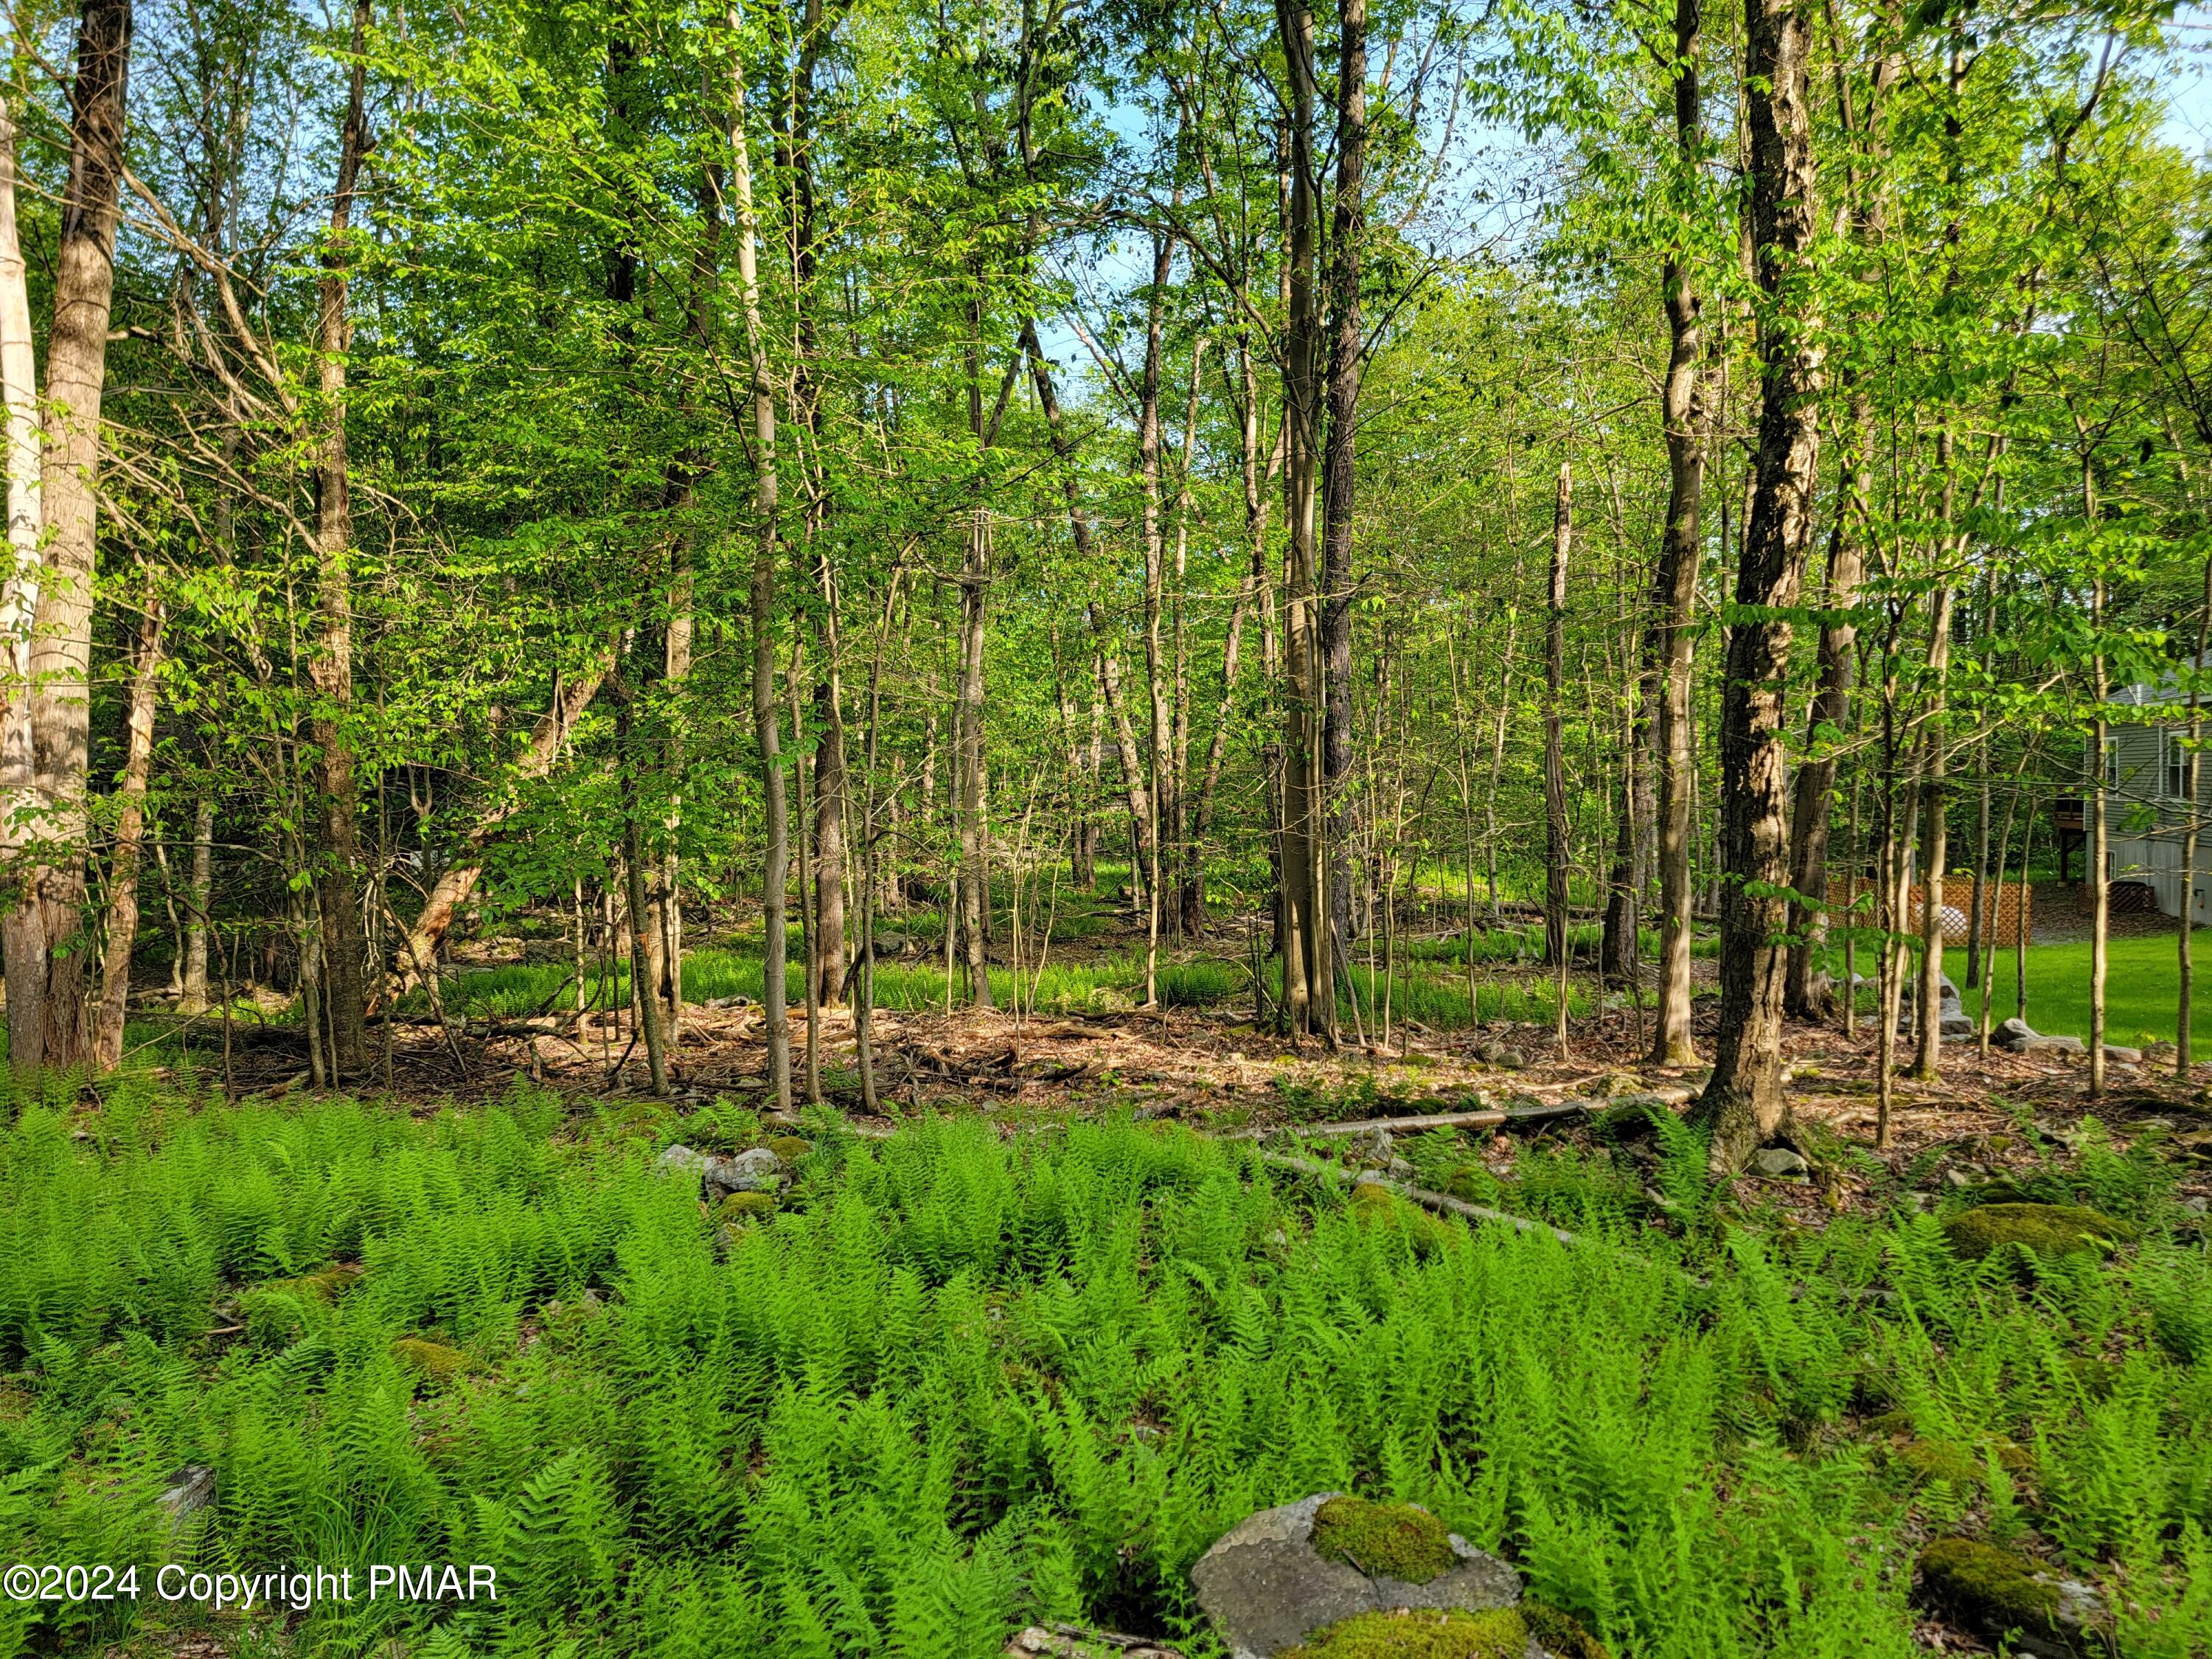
[720,1190,778,1222]
[293,1262,363,1301]
[392,1336,474,1382]
[1284,1607,1529,1659]
[1915,1537,2066,1646]
[1942,1203,2137,1262]
[1893,1438,1981,1486]
[1520,1601,1610,1659]
[1310,1495,1459,1585]
[767,1135,813,1165]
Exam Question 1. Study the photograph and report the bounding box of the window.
[2105,734,2121,790]
[2169,731,2194,802]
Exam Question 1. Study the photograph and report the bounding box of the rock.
[869,931,914,959]
[1902,974,1964,1018]
[1748,1147,1810,1180]
[391,1336,474,1382]
[1350,1127,1394,1168]
[1916,1537,2107,1658]
[1475,1040,1526,1070]
[1994,1017,2039,1051]
[1190,1493,1523,1659]
[655,1143,715,1176]
[1281,1608,1539,1658]
[1002,1627,1184,1659]
[2102,1044,2143,1065]
[707,1147,785,1197]
[158,1465,215,1520]
[765,1134,813,1166]
[2016,1034,2086,1057]
[1939,1015,1978,1040]
[1942,1203,2138,1262]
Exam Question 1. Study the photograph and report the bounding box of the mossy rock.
[1350,1180,1401,1215]
[1519,1602,1609,1659]
[1310,1495,1459,1585]
[1893,1438,1981,1486]
[720,1190,778,1222]
[293,1262,364,1301]
[1942,1203,2136,1262]
[1284,1607,1528,1659]
[767,1135,813,1166]
[391,1336,474,1382]
[1444,1164,1499,1206]
[1915,1537,2101,1653]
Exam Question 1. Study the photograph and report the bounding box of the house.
[2103,653,2212,921]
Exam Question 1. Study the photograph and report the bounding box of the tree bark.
[1692,0,1822,1173]
[1544,465,1571,971]
[728,44,790,1109]
[92,584,163,1069]
[308,0,372,1077]
[1320,0,1366,961]
[4,0,133,1075]
[178,794,213,1013]
[1276,0,1332,1041]
[0,89,41,911]
[1649,0,1708,1067]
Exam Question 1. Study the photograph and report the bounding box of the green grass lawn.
[1899,932,2212,1050]
[0,1084,2205,1658]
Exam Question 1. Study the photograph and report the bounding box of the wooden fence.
[1824,879,2032,947]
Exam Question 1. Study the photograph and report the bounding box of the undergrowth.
[0,1083,2205,1658]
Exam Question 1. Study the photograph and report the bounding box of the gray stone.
[1003,1627,1183,1659]
[706,1147,785,1197]
[1904,974,1964,1019]
[654,1143,714,1176]
[1189,1493,1523,1659]
[2103,1044,2143,1065]
[2016,1034,2086,1057]
[1939,1015,1978,1040]
[1749,1147,1810,1179]
[159,1465,215,1520]
[1994,1018,2039,1051]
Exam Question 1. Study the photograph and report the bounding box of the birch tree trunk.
[1544,465,1571,973]
[1693,0,1822,1172]
[178,796,213,1014]
[94,587,164,1068]
[0,89,41,903]
[4,0,133,1074]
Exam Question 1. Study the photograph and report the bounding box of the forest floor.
[153,922,2212,1242]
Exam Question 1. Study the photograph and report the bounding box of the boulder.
[2102,1044,2143,1066]
[158,1464,215,1520]
[1993,1018,2039,1051]
[1190,1493,1523,1659]
[2017,1034,2086,1057]
[1916,1537,2106,1658]
[1903,974,1964,1018]
[1943,1203,2137,1262]
[1939,1015,1978,1040]
[1748,1147,1810,1180]
[708,1147,785,1197]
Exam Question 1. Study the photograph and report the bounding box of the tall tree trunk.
[0,89,41,919]
[1276,0,1332,1041]
[728,40,790,1110]
[1692,0,1822,1172]
[1649,0,1708,1067]
[307,0,372,1077]
[1138,232,1175,939]
[1320,0,1366,964]
[4,0,133,1075]
[616,682,670,1096]
[1544,465,1571,970]
[2183,552,2209,1077]
[178,795,213,1013]
[92,584,163,1069]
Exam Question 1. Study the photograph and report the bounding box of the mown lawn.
[0,1081,2206,1658]
[1950,933,2212,1050]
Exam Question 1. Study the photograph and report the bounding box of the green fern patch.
[0,1079,2205,1658]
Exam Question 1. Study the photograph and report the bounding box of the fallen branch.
[1258,1151,1577,1245]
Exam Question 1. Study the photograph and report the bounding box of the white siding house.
[2106,654,2212,922]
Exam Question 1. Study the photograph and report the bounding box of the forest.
[0,0,2210,1653]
